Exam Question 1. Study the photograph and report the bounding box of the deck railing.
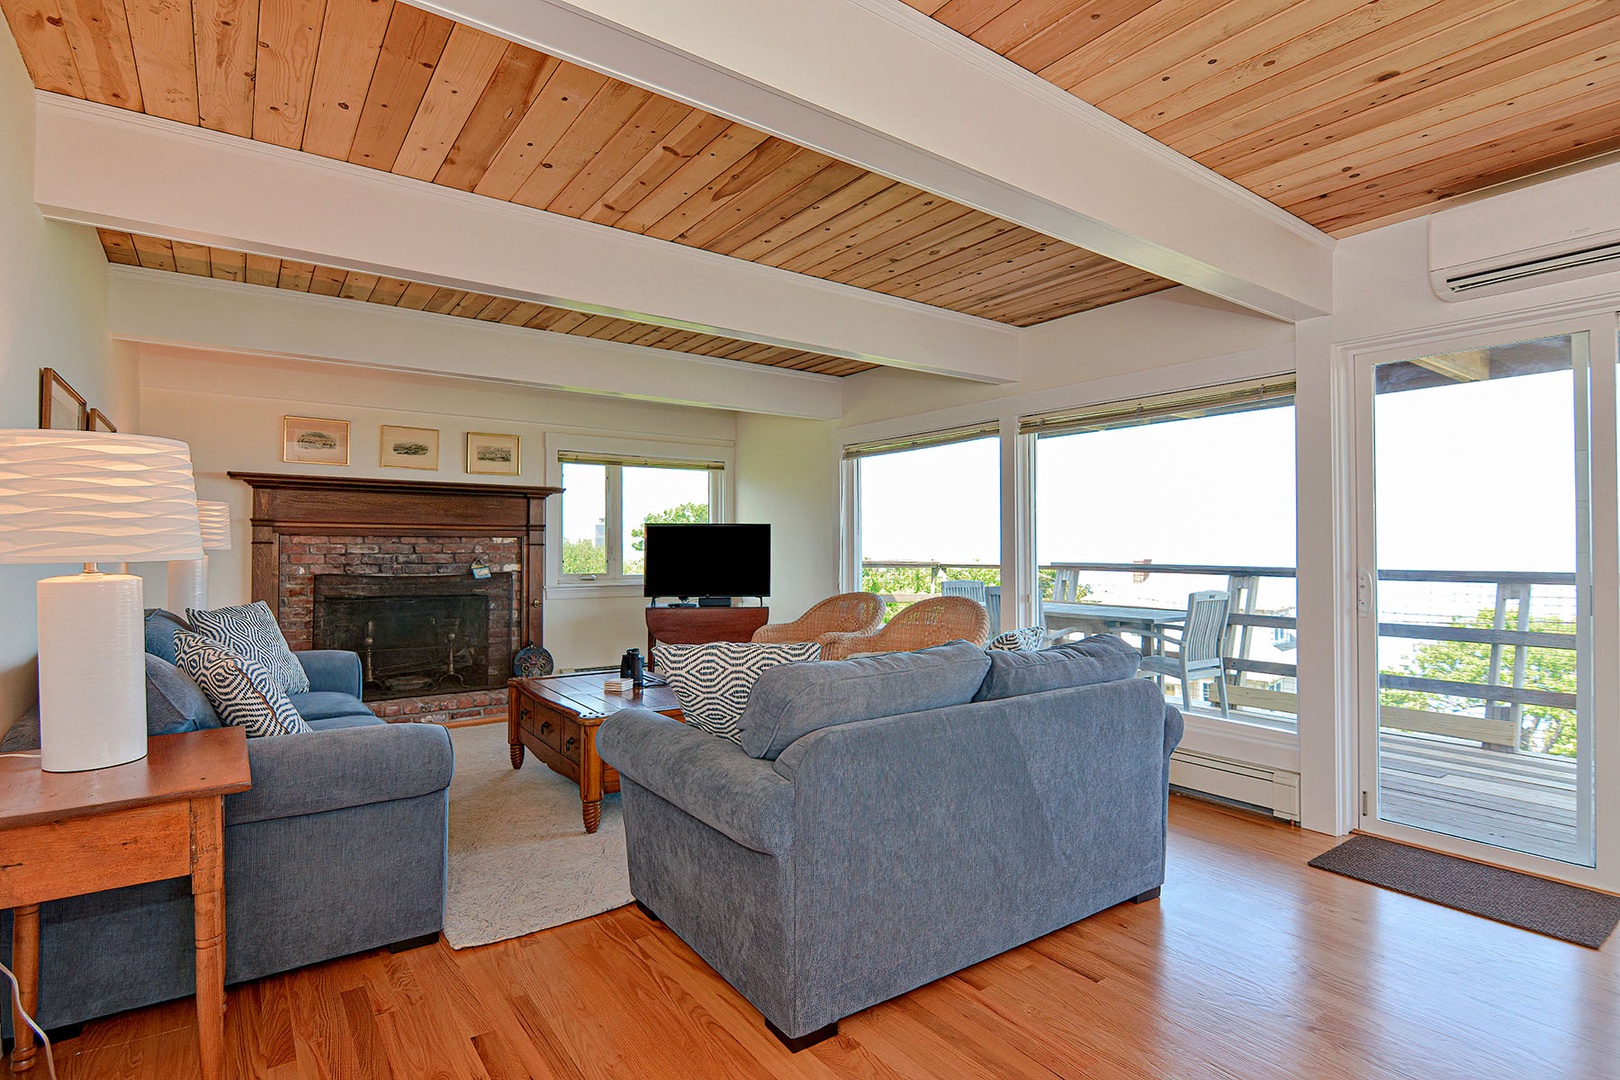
[861,559,1577,752]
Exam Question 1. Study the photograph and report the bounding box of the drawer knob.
[564,736,576,753]
[540,721,552,735]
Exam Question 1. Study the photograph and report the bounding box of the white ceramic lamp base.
[168,557,207,614]
[36,570,148,772]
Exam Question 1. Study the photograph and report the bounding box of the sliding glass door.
[1356,331,1596,866]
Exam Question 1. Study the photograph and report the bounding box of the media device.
[643,523,771,603]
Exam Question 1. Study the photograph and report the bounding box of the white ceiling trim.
[106,268,848,419]
[412,0,1334,321]
[34,94,1018,384]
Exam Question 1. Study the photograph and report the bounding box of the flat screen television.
[643,523,771,601]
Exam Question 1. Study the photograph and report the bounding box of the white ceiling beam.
[413,0,1334,321]
[106,268,847,420]
[34,94,1018,384]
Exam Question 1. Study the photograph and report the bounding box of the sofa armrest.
[296,650,362,697]
[597,708,793,856]
[226,722,453,827]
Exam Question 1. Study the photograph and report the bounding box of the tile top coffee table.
[508,674,683,833]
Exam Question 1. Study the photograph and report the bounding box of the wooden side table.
[0,727,252,1079]
[508,675,683,833]
[644,605,770,667]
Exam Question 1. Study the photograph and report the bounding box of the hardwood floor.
[41,796,1620,1079]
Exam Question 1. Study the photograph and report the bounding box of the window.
[557,453,723,583]
[844,424,1000,617]
[1025,377,1297,725]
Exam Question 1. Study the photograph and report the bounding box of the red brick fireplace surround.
[230,472,561,725]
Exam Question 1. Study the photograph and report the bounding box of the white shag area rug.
[443,721,632,949]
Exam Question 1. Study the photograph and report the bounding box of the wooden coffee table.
[508,674,683,833]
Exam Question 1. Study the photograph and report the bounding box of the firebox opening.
[312,574,514,702]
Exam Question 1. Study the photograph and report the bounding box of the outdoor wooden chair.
[818,595,992,661]
[1140,590,1231,716]
[751,592,885,645]
[941,579,988,604]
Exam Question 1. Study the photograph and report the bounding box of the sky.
[858,363,1579,581]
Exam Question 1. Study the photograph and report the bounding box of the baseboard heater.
[1169,748,1300,823]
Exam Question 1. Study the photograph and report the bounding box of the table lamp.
[167,500,232,613]
[0,430,203,771]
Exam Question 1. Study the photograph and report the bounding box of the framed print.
[380,425,440,470]
[282,416,350,466]
[39,368,87,430]
[466,432,520,476]
[87,408,117,432]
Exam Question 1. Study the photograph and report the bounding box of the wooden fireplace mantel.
[230,471,562,652]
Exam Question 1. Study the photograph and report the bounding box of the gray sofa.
[597,637,1182,1049]
[0,610,454,1033]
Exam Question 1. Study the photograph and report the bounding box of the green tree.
[625,501,710,574]
[629,501,710,553]
[1379,606,1577,757]
[561,536,606,575]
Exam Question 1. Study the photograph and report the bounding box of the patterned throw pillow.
[173,631,312,738]
[987,626,1049,652]
[187,601,310,695]
[655,641,821,742]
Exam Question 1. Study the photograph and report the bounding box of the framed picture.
[86,408,117,432]
[282,416,350,466]
[380,425,440,470]
[39,368,87,430]
[466,432,520,476]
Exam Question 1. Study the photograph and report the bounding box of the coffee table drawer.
[557,715,582,763]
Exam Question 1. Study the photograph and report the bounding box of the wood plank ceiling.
[0,0,1172,328]
[903,0,1620,235]
[98,229,877,375]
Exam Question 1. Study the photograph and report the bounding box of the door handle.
[1357,569,1373,618]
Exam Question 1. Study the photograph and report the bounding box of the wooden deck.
[1378,731,1580,863]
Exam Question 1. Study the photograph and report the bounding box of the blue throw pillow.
[973,634,1141,702]
[145,654,222,735]
[143,609,193,666]
[174,631,312,738]
[738,640,991,760]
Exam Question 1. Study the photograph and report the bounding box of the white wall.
[734,414,842,624]
[0,19,124,733]
[137,347,738,671]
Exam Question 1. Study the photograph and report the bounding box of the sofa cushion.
[306,714,386,732]
[187,601,311,695]
[973,634,1142,702]
[738,640,991,760]
[145,654,223,734]
[655,641,821,742]
[987,626,1048,652]
[287,691,374,723]
[174,631,312,738]
[143,609,192,665]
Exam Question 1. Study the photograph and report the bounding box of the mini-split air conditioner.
[1429,164,1620,301]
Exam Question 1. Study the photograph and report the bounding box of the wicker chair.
[751,592,886,645]
[818,595,992,661]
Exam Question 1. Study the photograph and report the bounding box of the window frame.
[841,421,1002,595]
[550,440,732,595]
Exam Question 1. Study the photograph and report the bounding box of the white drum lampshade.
[167,499,232,614]
[0,431,203,772]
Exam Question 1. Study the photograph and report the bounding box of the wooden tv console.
[644,605,770,665]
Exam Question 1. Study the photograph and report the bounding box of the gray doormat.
[1309,835,1620,949]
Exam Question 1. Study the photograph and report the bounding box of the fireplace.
[313,573,514,701]
[231,472,560,725]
